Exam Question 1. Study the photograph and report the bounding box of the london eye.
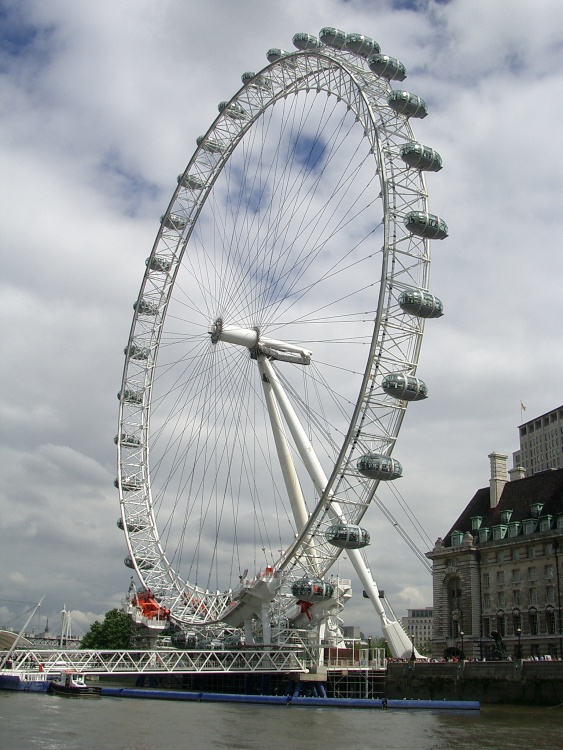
[116,28,447,658]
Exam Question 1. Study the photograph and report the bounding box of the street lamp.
[516,627,522,659]
[460,631,465,660]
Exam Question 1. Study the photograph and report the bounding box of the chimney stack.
[509,466,526,481]
[489,452,508,508]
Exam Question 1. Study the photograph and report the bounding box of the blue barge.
[101,686,480,710]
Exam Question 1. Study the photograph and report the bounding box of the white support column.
[244,620,254,645]
[257,358,309,533]
[260,356,417,659]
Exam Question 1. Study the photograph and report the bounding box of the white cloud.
[2,0,562,638]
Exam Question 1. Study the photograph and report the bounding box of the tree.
[80,608,131,649]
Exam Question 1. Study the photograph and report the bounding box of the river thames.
[1,691,562,750]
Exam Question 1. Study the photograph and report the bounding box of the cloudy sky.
[1,0,562,640]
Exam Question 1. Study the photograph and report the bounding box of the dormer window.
[500,509,513,524]
[523,518,539,534]
[539,515,553,532]
[471,516,483,531]
[492,525,508,541]
[450,530,464,547]
[530,503,543,519]
[478,527,491,543]
[507,521,521,538]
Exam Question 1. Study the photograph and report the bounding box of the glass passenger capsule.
[267,48,297,67]
[124,556,154,570]
[241,72,272,90]
[382,373,428,401]
[344,33,380,58]
[117,518,146,533]
[177,174,205,190]
[146,256,172,273]
[114,433,141,447]
[368,54,406,80]
[400,142,442,172]
[115,476,142,491]
[292,32,323,51]
[196,135,225,153]
[325,524,370,549]
[124,343,149,360]
[218,101,248,120]
[319,27,347,49]
[387,90,428,118]
[404,211,448,240]
[134,299,158,316]
[161,213,187,231]
[398,288,444,318]
[357,454,403,480]
[118,389,143,404]
[291,579,334,602]
[266,48,285,62]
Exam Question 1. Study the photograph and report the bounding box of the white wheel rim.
[117,43,436,629]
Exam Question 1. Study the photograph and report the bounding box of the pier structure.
[0,646,386,678]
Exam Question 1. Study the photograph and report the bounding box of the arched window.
[546,606,556,635]
[496,610,506,637]
[528,606,538,635]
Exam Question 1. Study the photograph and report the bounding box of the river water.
[1,691,562,750]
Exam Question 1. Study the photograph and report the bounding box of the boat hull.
[0,673,51,692]
[49,682,102,698]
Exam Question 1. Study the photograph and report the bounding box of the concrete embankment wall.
[385,661,563,706]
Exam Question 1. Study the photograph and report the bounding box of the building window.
[483,593,491,609]
[529,588,538,606]
[544,564,554,579]
[496,571,505,585]
[512,549,521,562]
[496,613,506,637]
[546,608,556,635]
[471,516,483,531]
[528,547,536,559]
[483,573,490,587]
[513,590,521,606]
[512,569,521,583]
[512,610,521,632]
[483,618,491,637]
[545,543,554,556]
[527,566,536,581]
[546,586,555,604]
[528,608,538,635]
[497,591,506,608]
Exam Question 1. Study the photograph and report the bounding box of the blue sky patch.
[292,133,326,172]
[98,152,161,217]
[0,4,54,59]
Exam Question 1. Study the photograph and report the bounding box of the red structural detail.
[132,589,170,621]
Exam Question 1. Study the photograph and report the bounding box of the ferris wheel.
[116,28,447,657]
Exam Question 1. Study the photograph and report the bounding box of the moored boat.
[0,667,52,692]
[49,670,101,698]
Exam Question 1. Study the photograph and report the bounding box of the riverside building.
[513,404,563,476]
[401,607,433,653]
[427,448,563,660]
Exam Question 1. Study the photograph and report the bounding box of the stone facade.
[427,455,563,660]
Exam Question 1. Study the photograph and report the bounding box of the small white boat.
[49,670,101,698]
